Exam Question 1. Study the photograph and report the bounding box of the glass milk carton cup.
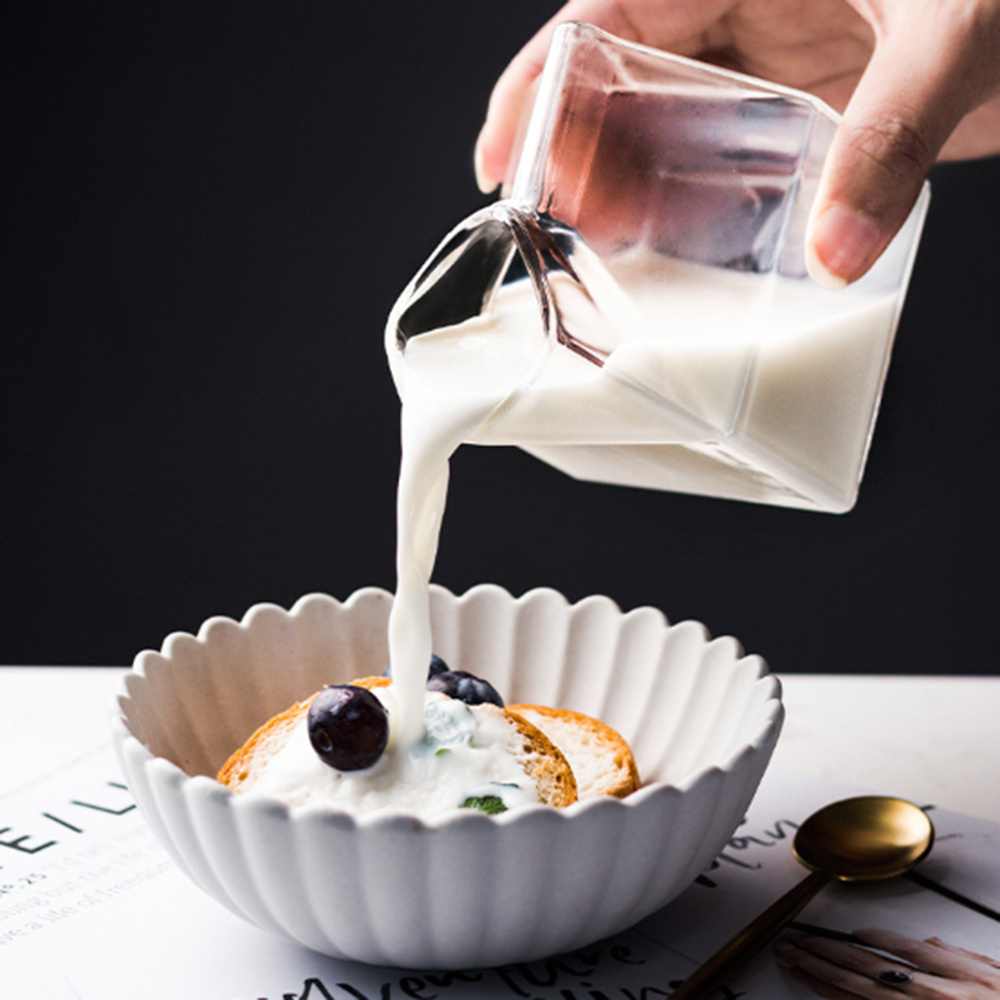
[386,22,929,513]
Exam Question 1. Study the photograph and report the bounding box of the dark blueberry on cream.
[428,654,450,678]
[427,669,504,707]
[307,685,388,771]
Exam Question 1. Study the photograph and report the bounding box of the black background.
[4,2,999,673]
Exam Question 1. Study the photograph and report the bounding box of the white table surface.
[2,667,999,823]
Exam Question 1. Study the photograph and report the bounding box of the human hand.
[473,0,1000,289]
[775,927,1000,998]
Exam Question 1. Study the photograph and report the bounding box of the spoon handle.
[669,869,831,1000]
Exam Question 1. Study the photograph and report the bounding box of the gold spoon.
[669,795,935,1000]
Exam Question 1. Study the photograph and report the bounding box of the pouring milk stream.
[385,24,929,747]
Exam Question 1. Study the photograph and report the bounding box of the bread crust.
[217,696,312,792]
[496,707,577,807]
[507,704,640,799]
[352,676,392,690]
[216,677,390,791]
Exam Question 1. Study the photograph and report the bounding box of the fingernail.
[473,133,499,195]
[806,203,883,290]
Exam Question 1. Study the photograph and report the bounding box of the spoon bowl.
[794,795,935,881]
[671,795,934,1000]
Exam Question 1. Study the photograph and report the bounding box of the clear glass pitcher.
[386,22,929,513]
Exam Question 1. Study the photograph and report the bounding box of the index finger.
[474,1,619,191]
[925,937,1000,969]
[854,929,995,980]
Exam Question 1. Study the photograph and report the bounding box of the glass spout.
[392,202,618,369]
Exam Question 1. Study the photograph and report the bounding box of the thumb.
[806,18,974,289]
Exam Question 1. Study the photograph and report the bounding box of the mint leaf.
[460,794,508,815]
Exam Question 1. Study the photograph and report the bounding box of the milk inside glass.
[391,22,929,514]
[383,23,929,746]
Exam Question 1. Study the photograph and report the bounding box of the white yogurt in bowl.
[233,691,540,819]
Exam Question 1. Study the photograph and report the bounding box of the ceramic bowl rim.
[111,584,784,832]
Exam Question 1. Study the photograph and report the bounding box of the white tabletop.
[2,667,999,823]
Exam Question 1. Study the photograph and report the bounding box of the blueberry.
[426,669,504,707]
[307,685,388,771]
[428,654,450,678]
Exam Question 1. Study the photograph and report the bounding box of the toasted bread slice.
[217,680,578,809]
[351,675,392,690]
[217,696,310,793]
[507,704,640,799]
[493,706,577,808]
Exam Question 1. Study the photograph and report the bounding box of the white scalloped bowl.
[111,585,782,969]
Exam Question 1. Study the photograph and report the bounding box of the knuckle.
[842,111,936,181]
